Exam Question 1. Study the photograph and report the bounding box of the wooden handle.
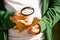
[29,17,40,27]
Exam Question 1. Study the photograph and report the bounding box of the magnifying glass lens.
[22,9,33,15]
[21,7,34,16]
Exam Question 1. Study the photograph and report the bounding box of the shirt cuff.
[6,11,16,29]
[38,21,46,32]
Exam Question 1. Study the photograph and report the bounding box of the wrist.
[35,24,41,34]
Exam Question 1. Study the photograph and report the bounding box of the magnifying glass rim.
[21,7,34,16]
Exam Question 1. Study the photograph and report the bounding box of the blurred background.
[52,20,60,40]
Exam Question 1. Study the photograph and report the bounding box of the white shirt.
[4,0,45,40]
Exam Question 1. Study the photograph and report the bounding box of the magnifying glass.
[21,7,34,16]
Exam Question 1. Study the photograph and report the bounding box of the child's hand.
[10,11,29,31]
[27,24,41,35]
